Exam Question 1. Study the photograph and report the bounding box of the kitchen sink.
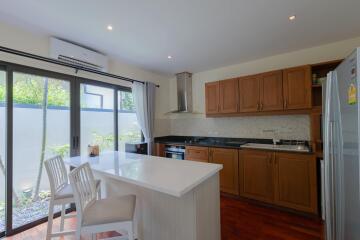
[241,143,310,152]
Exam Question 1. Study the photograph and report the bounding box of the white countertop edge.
[67,161,223,198]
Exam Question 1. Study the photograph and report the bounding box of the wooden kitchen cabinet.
[238,149,318,214]
[219,78,239,113]
[239,149,275,203]
[260,71,283,111]
[185,146,209,162]
[238,75,260,113]
[209,148,239,195]
[283,66,312,110]
[205,82,220,114]
[154,143,165,157]
[274,152,317,214]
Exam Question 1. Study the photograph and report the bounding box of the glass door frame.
[0,60,137,237]
[76,77,132,154]
[0,64,7,238]
[1,61,77,236]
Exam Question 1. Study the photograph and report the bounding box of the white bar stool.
[44,155,101,240]
[69,162,136,240]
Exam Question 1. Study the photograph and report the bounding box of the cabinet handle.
[260,102,263,110]
[284,100,288,109]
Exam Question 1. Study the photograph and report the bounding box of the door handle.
[76,136,79,148]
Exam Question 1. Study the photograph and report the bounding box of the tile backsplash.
[155,115,310,140]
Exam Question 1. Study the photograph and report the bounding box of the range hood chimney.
[169,72,193,113]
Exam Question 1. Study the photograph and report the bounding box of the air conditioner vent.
[50,37,108,72]
[58,55,103,71]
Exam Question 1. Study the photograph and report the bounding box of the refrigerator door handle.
[329,121,337,239]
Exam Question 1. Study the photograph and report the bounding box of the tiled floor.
[3,196,324,240]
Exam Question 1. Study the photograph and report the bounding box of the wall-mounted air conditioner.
[49,37,108,72]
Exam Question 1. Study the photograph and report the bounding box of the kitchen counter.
[155,136,311,153]
[65,151,222,240]
[241,143,310,153]
[65,151,222,197]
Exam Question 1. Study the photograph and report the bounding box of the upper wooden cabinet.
[238,75,260,113]
[274,152,317,213]
[209,148,239,195]
[205,64,312,117]
[260,71,283,111]
[205,82,220,114]
[219,78,239,113]
[185,146,209,162]
[239,149,275,203]
[283,66,312,110]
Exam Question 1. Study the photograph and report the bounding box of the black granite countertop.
[154,135,311,152]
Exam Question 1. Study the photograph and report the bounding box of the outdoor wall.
[162,36,360,140]
[0,106,139,200]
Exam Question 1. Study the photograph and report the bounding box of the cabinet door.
[274,153,317,214]
[239,150,274,203]
[238,75,260,113]
[154,143,165,157]
[205,82,220,114]
[219,78,239,113]
[283,66,312,110]
[260,71,283,111]
[185,146,209,162]
[210,148,239,195]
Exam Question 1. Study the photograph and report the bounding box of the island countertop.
[64,151,223,198]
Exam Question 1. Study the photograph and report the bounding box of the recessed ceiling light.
[289,15,296,21]
[107,25,113,31]
[167,55,172,59]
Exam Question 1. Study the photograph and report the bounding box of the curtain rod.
[0,45,160,87]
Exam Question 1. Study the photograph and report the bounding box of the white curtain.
[132,81,156,155]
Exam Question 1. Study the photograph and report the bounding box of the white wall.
[165,36,360,140]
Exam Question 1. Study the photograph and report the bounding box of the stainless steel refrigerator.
[324,48,360,240]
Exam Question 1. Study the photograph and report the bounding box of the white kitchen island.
[65,151,222,240]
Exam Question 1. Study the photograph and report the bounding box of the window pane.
[80,84,114,154]
[0,70,6,233]
[12,72,70,228]
[118,90,142,152]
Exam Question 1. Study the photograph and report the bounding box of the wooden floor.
[3,196,324,240]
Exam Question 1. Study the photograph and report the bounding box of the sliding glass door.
[0,62,142,236]
[0,69,6,235]
[12,71,71,229]
[80,83,115,154]
[117,90,142,151]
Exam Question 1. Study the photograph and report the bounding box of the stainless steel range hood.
[168,72,193,113]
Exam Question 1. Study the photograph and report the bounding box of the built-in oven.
[164,145,185,160]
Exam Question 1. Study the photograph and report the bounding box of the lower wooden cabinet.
[209,148,239,195]
[239,149,318,214]
[185,146,209,162]
[239,150,274,203]
[274,152,317,213]
[154,143,165,157]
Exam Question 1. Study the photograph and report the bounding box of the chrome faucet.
[263,129,280,145]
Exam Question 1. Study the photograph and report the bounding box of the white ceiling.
[0,0,360,75]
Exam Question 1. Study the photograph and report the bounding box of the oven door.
[165,151,185,160]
